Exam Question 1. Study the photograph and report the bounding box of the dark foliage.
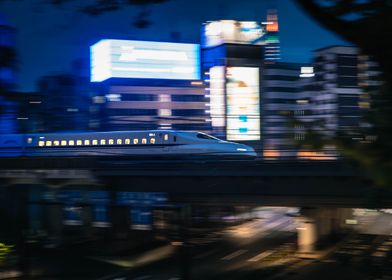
[0,46,17,69]
[1,0,170,28]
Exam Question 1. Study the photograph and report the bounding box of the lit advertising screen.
[202,21,265,48]
[226,67,260,141]
[209,66,226,127]
[91,39,200,82]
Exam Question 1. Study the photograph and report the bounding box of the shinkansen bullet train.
[0,130,257,158]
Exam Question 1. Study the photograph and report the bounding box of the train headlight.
[236,148,247,151]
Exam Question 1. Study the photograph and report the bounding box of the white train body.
[0,130,257,158]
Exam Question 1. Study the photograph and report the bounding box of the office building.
[104,82,208,131]
[262,62,314,158]
[312,46,381,138]
[90,39,210,132]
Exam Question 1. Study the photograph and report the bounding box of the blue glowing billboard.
[91,39,200,82]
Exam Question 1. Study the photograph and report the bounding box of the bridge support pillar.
[297,207,352,254]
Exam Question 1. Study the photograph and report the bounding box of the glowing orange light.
[266,10,279,32]
[266,22,279,32]
[297,150,336,161]
[263,149,280,159]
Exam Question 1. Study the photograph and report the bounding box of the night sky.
[0,0,348,92]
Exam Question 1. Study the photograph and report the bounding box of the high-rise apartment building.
[312,46,381,138]
[262,62,314,158]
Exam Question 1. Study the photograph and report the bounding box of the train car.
[0,130,256,158]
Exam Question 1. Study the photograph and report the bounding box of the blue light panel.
[90,39,200,82]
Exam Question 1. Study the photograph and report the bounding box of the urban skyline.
[0,0,348,91]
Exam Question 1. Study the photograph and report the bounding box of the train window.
[173,136,177,142]
[92,140,98,145]
[117,139,122,145]
[84,140,90,146]
[46,141,52,147]
[109,139,114,145]
[61,140,67,146]
[76,140,82,146]
[38,141,44,147]
[27,137,32,144]
[125,139,131,145]
[69,140,75,146]
[150,138,155,144]
[142,138,147,144]
[133,139,139,144]
[53,141,60,146]
[164,134,169,141]
[100,139,106,145]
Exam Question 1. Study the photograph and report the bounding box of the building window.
[294,134,305,141]
[108,139,114,145]
[133,139,139,145]
[76,140,82,146]
[142,138,147,144]
[54,141,60,146]
[38,141,45,147]
[150,138,155,144]
[46,141,52,147]
[69,140,75,146]
[117,139,122,145]
[100,139,106,145]
[84,140,90,146]
[61,140,67,146]
[125,139,131,145]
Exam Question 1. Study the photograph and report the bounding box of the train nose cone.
[236,144,257,157]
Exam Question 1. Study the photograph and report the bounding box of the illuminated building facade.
[200,11,281,142]
[262,62,315,158]
[202,43,263,141]
[312,46,381,138]
[263,9,280,62]
[90,39,210,132]
[104,82,208,131]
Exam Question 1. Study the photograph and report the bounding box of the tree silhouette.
[0,0,170,28]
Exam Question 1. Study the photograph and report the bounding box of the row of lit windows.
[37,137,159,147]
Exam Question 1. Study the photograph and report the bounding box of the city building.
[202,43,263,142]
[262,62,314,158]
[90,39,210,132]
[38,74,92,132]
[263,9,280,63]
[103,81,208,131]
[312,46,381,139]
[200,10,280,143]
[0,13,18,133]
